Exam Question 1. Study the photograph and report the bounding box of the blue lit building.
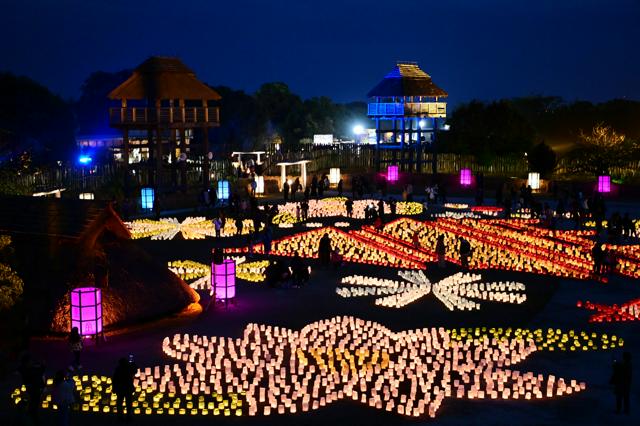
[367,62,447,173]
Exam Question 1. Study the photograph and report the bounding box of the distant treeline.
[1,70,639,169]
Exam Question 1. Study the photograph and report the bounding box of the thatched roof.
[367,62,448,98]
[108,57,221,101]
[0,196,130,241]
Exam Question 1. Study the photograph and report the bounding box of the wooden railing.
[368,102,447,117]
[109,107,220,126]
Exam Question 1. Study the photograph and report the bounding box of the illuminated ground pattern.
[338,271,526,310]
[168,257,268,289]
[11,317,623,418]
[577,298,640,323]
[127,217,262,240]
[226,217,640,280]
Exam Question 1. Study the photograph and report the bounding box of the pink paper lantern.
[598,175,611,193]
[212,259,236,300]
[70,287,102,336]
[387,165,399,182]
[460,168,472,186]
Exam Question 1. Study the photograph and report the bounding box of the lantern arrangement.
[79,192,94,200]
[255,176,265,195]
[70,287,102,336]
[217,180,230,201]
[386,165,399,183]
[141,187,154,210]
[212,259,236,301]
[598,175,611,193]
[577,298,640,323]
[459,169,472,186]
[528,172,540,190]
[13,316,623,419]
[329,168,341,185]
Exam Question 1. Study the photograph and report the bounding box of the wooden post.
[203,126,210,189]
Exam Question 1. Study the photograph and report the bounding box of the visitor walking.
[459,237,471,269]
[113,357,137,422]
[610,352,632,414]
[319,233,332,268]
[69,327,83,370]
[436,234,446,268]
[50,369,76,426]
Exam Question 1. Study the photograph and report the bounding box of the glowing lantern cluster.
[70,287,102,336]
[168,257,268,288]
[338,271,526,310]
[444,203,469,210]
[305,222,323,228]
[11,317,621,418]
[387,165,399,182]
[471,206,503,217]
[227,227,424,269]
[459,169,472,186]
[334,222,350,228]
[269,198,422,225]
[577,298,640,323]
[126,217,261,240]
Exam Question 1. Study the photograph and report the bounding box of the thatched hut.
[0,196,198,333]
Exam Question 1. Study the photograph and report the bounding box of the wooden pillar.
[416,119,422,173]
[203,126,210,189]
[123,128,130,196]
[432,117,438,176]
[375,117,381,172]
[155,126,162,218]
[147,127,154,186]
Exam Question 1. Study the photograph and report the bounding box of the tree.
[0,73,75,163]
[568,124,640,176]
[528,142,557,178]
[0,235,23,312]
[76,70,131,136]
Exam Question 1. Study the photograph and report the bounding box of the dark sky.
[1,0,639,106]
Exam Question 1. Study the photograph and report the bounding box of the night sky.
[2,0,639,106]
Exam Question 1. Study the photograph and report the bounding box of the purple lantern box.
[70,287,102,336]
[212,259,236,300]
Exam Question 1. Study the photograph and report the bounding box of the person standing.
[250,178,257,197]
[436,234,446,268]
[311,175,318,198]
[51,369,76,426]
[113,357,137,422]
[235,215,243,236]
[69,327,82,370]
[459,237,471,269]
[611,352,632,414]
[292,177,300,201]
[263,226,273,256]
[283,180,290,201]
[213,216,222,238]
[318,233,332,268]
[318,177,325,198]
[337,179,343,197]
[301,200,309,221]
[345,198,353,218]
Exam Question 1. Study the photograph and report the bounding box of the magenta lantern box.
[387,165,399,182]
[212,259,236,300]
[598,175,611,193]
[70,287,102,336]
[460,168,472,186]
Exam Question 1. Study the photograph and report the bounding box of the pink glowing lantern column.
[598,175,611,193]
[387,165,399,182]
[212,259,236,300]
[70,287,102,336]
[460,168,472,186]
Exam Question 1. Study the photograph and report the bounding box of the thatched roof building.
[0,196,198,333]
[367,62,448,99]
[108,56,221,102]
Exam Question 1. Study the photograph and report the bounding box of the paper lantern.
[79,192,94,200]
[70,287,102,336]
[255,176,265,194]
[597,175,610,193]
[459,169,472,186]
[329,168,341,185]
[212,259,236,300]
[141,187,154,210]
[217,180,230,200]
[387,165,399,183]
[528,172,540,190]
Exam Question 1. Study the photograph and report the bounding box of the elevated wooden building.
[367,62,447,173]
[108,57,221,208]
